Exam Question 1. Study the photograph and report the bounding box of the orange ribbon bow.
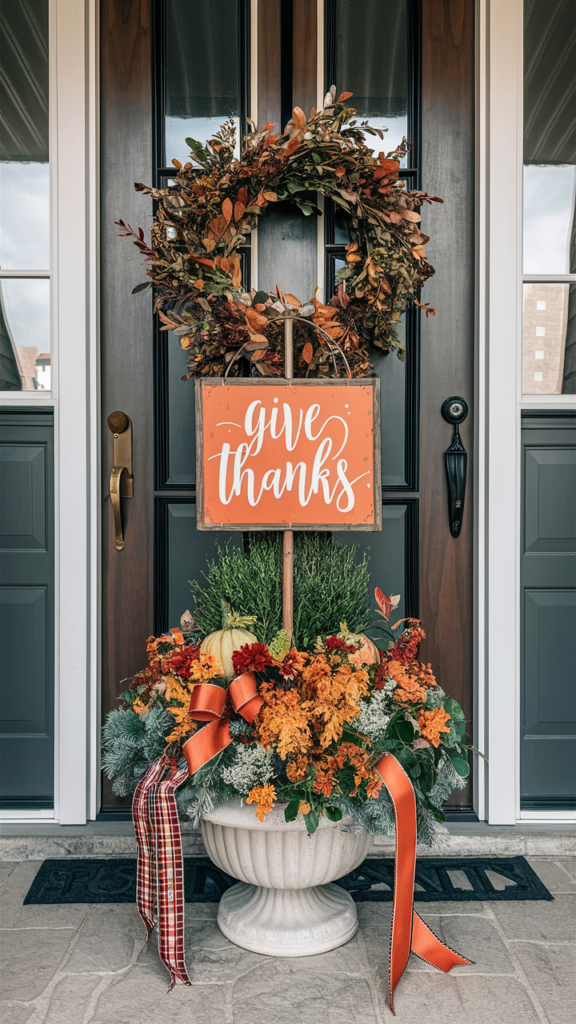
[375,753,472,1012]
[182,671,263,775]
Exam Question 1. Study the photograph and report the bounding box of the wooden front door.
[100,0,475,813]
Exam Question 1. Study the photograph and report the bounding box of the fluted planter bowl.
[201,799,373,956]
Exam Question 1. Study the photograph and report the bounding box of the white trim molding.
[53,0,99,824]
[478,0,524,824]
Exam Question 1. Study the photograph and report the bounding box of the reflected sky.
[0,163,50,270]
[523,165,576,275]
[165,116,240,166]
[356,116,408,167]
[0,277,50,352]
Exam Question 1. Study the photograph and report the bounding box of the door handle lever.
[441,397,468,539]
[107,411,133,551]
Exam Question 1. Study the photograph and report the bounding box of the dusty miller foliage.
[191,532,370,648]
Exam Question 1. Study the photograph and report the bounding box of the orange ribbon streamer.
[375,753,472,1013]
[182,671,263,776]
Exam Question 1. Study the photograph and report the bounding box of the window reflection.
[0,278,50,391]
[164,0,241,165]
[334,0,409,165]
[0,163,50,270]
[522,283,574,395]
[523,165,576,275]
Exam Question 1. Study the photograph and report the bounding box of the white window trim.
[54,0,100,825]
[2,0,100,824]
[477,0,576,827]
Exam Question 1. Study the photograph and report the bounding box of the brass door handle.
[107,412,133,551]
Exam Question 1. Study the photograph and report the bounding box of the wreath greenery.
[118,88,442,378]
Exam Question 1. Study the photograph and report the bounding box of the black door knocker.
[441,396,468,538]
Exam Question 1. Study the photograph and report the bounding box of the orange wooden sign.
[196,378,381,531]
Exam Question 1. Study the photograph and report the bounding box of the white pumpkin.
[200,606,258,681]
[337,621,380,666]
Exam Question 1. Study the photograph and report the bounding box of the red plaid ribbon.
[133,755,191,989]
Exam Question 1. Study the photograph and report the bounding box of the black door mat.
[23,856,552,905]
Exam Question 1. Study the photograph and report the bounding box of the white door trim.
[475,0,524,825]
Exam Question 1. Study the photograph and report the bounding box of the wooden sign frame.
[195,377,381,532]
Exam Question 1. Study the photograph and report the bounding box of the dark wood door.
[100,0,475,813]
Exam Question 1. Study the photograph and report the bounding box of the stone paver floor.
[0,857,575,1024]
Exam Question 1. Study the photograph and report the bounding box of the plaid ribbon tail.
[156,762,192,988]
[133,757,166,939]
[132,755,191,988]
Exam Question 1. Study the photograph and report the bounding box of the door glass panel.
[334,0,409,164]
[164,0,241,165]
[0,278,50,391]
[166,332,195,485]
[337,504,410,631]
[522,283,575,395]
[164,502,241,632]
[523,0,576,275]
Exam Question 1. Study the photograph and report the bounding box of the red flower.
[161,645,200,677]
[388,621,426,665]
[325,636,356,652]
[278,648,308,679]
[232,642,274,675]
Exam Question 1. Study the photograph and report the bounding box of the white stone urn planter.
[201,799,373,956]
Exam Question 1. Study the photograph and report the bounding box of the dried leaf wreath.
[117,88,442,379]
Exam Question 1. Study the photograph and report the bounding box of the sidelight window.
[522,0,576,396]
[0,0,51,393]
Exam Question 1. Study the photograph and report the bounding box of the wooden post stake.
[283,317,294,637]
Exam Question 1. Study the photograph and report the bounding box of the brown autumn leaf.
[334,166,345,177]
[262,191,278,202]
[171,158,182,169]
[234,200,246,221]
[292,106,306,129]
[283,293,302,311]
[302,341,314,364]
[245,307,269,331]
[237,186,248,205]
[285,137,301,157]
[250,349,267,361]
[411,245,426,260]
[207,215,228,239]
[245,339,268,352]
[337,91,353,102]
[230,257,242,289]
[402,210,421,222]
[222,198,233,223]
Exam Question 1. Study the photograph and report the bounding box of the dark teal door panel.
[521,417,576,809]
[0,412,54,807]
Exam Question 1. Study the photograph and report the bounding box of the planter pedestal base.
[217,880,358,956]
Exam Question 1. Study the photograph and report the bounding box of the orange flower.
[253,683,312,759]
[386,659,433,706]
[418,708,451,748]
[286,754,309,782]
[298,801,311,815]
[247,783,277,821]
[366,773,384,799]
